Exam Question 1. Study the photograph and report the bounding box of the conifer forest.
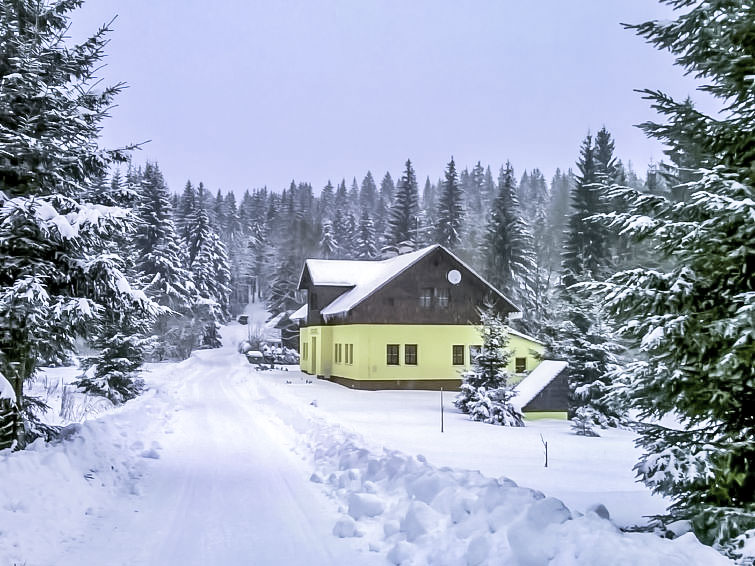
[0,0,752,562]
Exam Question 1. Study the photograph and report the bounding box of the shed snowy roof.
[290,304,307,321]
[512,360,568,411]
[298,245,518,319]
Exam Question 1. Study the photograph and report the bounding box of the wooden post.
[440,388,444,433]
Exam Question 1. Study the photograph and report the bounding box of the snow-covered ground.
[0,324,735,565]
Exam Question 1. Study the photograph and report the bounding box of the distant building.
[292,245,546,391]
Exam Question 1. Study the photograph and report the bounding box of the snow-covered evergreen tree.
[0,1,158,448]
[355,211,378,259]
[591,1,755,553]
[541,299,625,433]
[435,157,464,249]
[562,134,612,287]
[359,171,378,216]
[134,163,195,310]
[483,163,536,316]
[75,173,160,404]
[319,221,338,259]
[455,308,523,427]
[385,160,419,249]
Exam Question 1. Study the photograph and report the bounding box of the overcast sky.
[72,1,704,195]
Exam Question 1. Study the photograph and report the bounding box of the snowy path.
[52,347,379,566]
[0,325,736,565]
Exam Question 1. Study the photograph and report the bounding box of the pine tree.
[319,180,335,221]
[562,134,611,287]
[75,173,160,405]
[134,163,195,309]
[335,179,348,212]
[483,163,536,316]
[359,171,378,215]
[591,1,755,553]
[455,307,523,427]
[319,221,338,259]
[348,178,360,215]
[379,172,395,204]
[0,2,158,448]
[355,211,378,259]
[435,157,465,249]
[541,298,625,434]
[385,159,419,249]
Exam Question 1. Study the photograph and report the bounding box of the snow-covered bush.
[455,307,523,427]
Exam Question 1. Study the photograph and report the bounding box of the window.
[435,288,449,308]
[452,345,465,365]
[469,345,482,362]
[405,344,417,365]
[515,357,527,373]
[335,343,342,364]
[387,344,399,365]
[310,293,318,309]
[302,343,308,360]
[345,344,354,365]
[419,288,433,308]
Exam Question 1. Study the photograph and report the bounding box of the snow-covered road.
[0,325,738,565]
[51,346,380,566]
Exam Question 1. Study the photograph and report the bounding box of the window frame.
[452,344,465,366]
[419,287,433,308]
[435,287,450,308]
[386,344,400,365]
[404,344,418,365]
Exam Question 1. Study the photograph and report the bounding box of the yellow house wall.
[299,324,544,382]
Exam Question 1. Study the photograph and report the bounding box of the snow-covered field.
[0,324,735,565]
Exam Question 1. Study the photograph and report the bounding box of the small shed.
[512,360,569,413]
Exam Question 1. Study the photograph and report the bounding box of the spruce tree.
[355,211,378,259]
[379,172,395,204]
[75,173,160,405]
[592,1,755,554]
[359,171,378,215]
[319,221,338,259]
[0,2,157,448]
[455,307,523,427]
[562,134,611,287]
[385,159,419,249]
[435,157,465,249]
[483,163,536,316]
[319,181,335,221]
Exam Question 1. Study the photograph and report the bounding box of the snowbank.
[300,415,732,565]
[0,379,172,565]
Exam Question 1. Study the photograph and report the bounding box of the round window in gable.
[447,269,461,285]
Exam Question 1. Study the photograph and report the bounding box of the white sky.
[71,0,708,195]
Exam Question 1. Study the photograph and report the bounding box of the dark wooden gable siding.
[299,267,353,326]
[345,247,516,325]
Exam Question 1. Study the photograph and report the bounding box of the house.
[292,244,545,390]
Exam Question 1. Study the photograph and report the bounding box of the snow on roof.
[320,246,440,317]
[265,311,286,328]
[512,360,568,411]
[290,304,307,321]
[299,245,519,319]
[508,328,545,346]
[301,258,373,287]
